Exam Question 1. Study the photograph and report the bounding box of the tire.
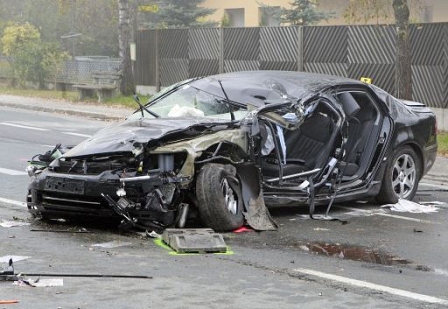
[196,163,244,232]
[377,146,421,204]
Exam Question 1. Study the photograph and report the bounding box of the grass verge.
[438,131,448,157]
[0,86,150,109]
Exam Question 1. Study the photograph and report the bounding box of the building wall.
[201,0,448,27]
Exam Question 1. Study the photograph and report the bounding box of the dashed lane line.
[0,122,49,131]
[62,132,91,138]
[293,268,448,306]
[0,167,27,176]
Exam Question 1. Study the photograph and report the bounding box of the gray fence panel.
[223,28,260,72]
[303,26,348,76]
[135,23,448,109]
[188,28,220,78]
[136,30,157,87]
[159,29,189,86]
[410,23,447,108]
[260,27,299,71]
[347,26,396,93]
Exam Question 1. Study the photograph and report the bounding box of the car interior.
[259,90,382,189]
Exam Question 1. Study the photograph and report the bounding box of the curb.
[0,101,125,121]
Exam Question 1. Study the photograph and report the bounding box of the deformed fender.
[236,163,277,230]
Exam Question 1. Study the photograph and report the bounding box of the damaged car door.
[252,95,344,207]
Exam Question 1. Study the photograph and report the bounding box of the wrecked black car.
[26,71,437,232]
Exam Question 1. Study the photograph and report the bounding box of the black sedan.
[27,71,437,232]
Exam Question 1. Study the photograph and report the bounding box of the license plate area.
[45,177,85,195]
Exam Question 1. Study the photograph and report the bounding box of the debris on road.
[161,228,227,254]
[0,300,19,304]
[232,226,253,233]
[30,228,91,233]
[91,240,132,249]
[1,259,152,282]
[0,256,29,263]
[0,220,30,228]
[382,199,439,213]
[13,278,64,287]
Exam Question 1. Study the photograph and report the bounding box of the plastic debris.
[0,300,19,304]
[13,278,63,287]
[91,240,132,249]
[382,199,439,213]
[313,228,330,231]
[0,256,29,263]
[233,226,253,233]
[0,220,30,228]
[146,231,162,239]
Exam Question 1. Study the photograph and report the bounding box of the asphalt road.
[1,106,448,308]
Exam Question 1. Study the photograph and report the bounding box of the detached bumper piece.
[161,228,227,254]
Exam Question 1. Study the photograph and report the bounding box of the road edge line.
[293,268,448,305]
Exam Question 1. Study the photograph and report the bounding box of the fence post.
[219,27,224,74]
[297,26,304,72]
[155,29,160,92]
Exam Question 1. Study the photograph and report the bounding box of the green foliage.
[438,131,448,157]
[221,12,230,27]
[1,23,68,88]
[1,22,40,55]
[280,0,335,26]
[0,0,118,56]
[140,0,218,29]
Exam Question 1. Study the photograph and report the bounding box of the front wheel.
[377,146,421,204]
[196,163,244,231]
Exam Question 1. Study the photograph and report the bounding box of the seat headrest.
[338,92,361,119]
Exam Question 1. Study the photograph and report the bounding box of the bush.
[1,23,68,88]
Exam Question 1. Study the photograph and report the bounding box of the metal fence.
[135,23,448,109]
[56,57,120,84]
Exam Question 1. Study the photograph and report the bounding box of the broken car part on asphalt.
[0,259,153,281]
[26,71,437,232]
[161,228,227,254]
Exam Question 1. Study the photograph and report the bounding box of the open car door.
[249,95,344,207]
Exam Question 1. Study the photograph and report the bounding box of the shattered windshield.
[128,83,248,121]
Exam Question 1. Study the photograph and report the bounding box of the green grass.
[438,131,448,157]
[0,85,150,108]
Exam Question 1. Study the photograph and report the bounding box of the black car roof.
[190,71,363,107]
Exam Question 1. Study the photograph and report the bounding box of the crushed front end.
[27,149,192,230]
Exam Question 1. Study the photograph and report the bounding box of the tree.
[1,23,68,88]
[343,0,415,99]
[280,0,335,26]
[0,0,119,56]
[140,0,217,29]
[118,0,134,95]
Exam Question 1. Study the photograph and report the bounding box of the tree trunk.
[118,0,134,95]
[393,0,412,100]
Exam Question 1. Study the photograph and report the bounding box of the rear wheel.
[196,163,244,231]
[377,146,421,204]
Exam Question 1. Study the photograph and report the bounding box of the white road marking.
[336,206,433,223]
[0,122,48,131]
[63,132,91,138]
[375,212,433,223]
[419,182,448,190]
[0,197,27,208]
[0,167,27,176]
[293,268,448,305]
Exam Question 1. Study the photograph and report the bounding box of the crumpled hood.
[63,117,224,158]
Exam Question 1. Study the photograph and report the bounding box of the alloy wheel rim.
[391,153,416,199]
[221,178,238,215]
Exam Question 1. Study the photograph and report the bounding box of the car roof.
[190,71,363,107]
